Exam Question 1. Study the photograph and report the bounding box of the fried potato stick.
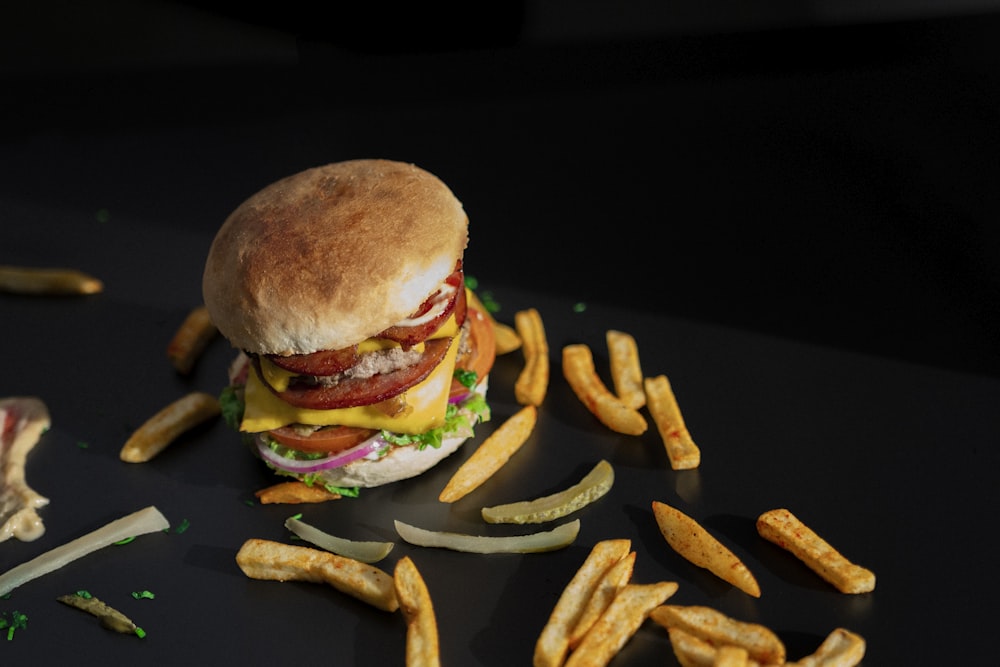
[651,501,760,598]
[0,265,103,295]
[606,330,645,410]
[438,405,537,503]
[235,538,399,612]
[119,392,220,463]
[567,551,636,649]
[255,481,341,504]
[756,509,875,594]
[166,305,217,374]
[564,581,679,667]
[394,556,441,667]
[534,539,632,667]
[644,374,701,470]
[562,343,647,436]
[514,308,549,406]
[785,628,866,667]
[650,605,785,665]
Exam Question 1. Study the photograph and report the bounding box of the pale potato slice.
[395,519,579,554]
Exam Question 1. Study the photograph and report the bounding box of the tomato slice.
[450,303,497,398]
[267,424,378,454]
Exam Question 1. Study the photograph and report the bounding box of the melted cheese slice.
[241,334,460,434]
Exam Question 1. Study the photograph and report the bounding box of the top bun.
[203,159,468,355]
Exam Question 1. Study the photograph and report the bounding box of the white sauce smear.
[0,397,51,542]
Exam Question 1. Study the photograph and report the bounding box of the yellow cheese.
[241,335,459,434]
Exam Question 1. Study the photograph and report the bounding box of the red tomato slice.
[267,424,378,454]
[450,303,497,398]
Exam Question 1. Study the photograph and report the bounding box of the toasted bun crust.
[203,159,468,355]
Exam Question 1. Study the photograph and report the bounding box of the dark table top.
[2,3,999,663]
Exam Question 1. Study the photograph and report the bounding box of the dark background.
[3,0,998,378]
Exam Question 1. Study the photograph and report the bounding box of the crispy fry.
[785,628,866,667]
[514,308,549,406]
[534,539,632,667]
[651,501,760,598]
[562,344,648,436]
[119,392,220,463]
[235,538,399,612]
[715,645,752,667]
[467,289,521,354]
[394,556,441,667]
[606,330,645,409]
[649,605,785,665]
[568,551,636,649]
[564,581,679,667]
[0,265,103,295]
[644,374,701,470]
[166,305,217,374]
[756,509,875,594]
[667,627,763,667]
[255,481,341,504]
[438,405,536,503]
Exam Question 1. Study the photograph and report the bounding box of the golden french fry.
[606,330,645,410]
[756,509,875,594]
[119,392,220,463]
[255,481,341,504]
[644,374,701,470]
[534,539,632,667]
[514,308,549,406]
[439,405,537,503]
[467,289,521,354]
[785,628,866,667]
[649,605,785,665]
[651,501,760,598]
[166,305,218,374]
[564,581,679,667]
[235,538,399,612]
[394,556,441,667]
[562,344,648,436]
[715,645,752,667]
[568,551,636,649]
[0,265,103,295]
[667,626,763,667]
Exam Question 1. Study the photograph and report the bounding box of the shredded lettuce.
[219,385,244,430]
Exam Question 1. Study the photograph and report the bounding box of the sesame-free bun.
[203,159,468,355]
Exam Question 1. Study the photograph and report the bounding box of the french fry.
[667,626,762,667]
[715,645,752,667]
[0,265,103,295]
[514,308,549,406]
[649,605,785,665]
[235,538,399,612]
[785,628,866,667]
[438,405,537,503]
[564,581,679,667]
[166,305,217,374]
[467,289,521,354]
[651,501,760,598]
[756,509,875,594]
[567,551,636,649]
[644,374,701,470]
[119,392,220,463]
[562,344,648,436]
[394,556,441,667]
[606,330,645,409]
[255,481,341,504]
[534,539,632,667]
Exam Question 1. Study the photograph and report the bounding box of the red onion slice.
[256,434,386,474]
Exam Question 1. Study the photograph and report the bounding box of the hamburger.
[202,159,495,495]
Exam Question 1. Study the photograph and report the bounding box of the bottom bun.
[312,434,469,488]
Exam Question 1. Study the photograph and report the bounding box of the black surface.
[3,3,1000,663]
